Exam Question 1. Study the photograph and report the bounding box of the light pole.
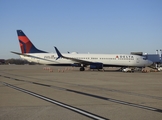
[160,49,162,64]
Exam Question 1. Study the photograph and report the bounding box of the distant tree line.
[1,59,36,65]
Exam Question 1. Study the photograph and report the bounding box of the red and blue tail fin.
[17,30,47,53]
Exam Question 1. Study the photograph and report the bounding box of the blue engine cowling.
[71,63,81,67]
[90,63,103,69]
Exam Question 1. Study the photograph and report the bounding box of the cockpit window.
[143,58,147,60]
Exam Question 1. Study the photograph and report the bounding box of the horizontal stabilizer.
[11,51,29,56]
[11,51,56,63]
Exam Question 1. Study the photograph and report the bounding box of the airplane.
[11,30,153,71]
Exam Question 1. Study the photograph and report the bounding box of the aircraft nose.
[148,60,153,66]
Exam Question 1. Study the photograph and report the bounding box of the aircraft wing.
[62,55,92,65]
[54,47,93,65]
[11,51,56,63]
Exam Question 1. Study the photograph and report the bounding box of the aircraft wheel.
[80,67,85,71]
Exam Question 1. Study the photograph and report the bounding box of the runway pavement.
[0,65,162,120]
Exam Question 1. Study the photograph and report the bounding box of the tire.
[80,67,85,71]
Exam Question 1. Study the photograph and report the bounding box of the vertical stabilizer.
[17,30,47,53]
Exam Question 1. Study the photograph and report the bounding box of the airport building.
[131,50,162,64]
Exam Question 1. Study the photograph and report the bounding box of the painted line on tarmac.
[66,89,162,113]
[0,81,109,120]
[1,72,162,101]
[18,82,162,113]
[1,74,162,113]
[84,86,162,100]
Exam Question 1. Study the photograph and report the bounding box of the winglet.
[54,47,63,60]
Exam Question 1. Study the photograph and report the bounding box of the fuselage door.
[136,58,140,63]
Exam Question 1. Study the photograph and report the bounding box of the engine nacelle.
[71,63,81,67]
[90,63,103,69]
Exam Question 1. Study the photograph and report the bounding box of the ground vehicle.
[157,67,162,71]
[122,68,134,72]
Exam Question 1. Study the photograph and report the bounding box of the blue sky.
[0,0,162,59]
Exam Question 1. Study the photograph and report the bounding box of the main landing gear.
[80,67,85,71]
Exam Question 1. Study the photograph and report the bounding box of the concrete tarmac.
[0,65,162,120]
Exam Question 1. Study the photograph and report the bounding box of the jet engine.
[90,63,103,69]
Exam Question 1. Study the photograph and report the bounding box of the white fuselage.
[20,53,152,67]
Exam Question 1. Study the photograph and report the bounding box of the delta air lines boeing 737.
[11,30,153,71]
